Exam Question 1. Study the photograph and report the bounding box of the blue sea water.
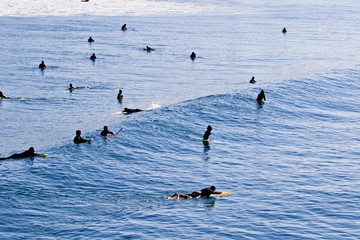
[0,1,360,239]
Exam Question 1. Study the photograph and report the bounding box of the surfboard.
[210,191,231,197]
[40,154,48,158]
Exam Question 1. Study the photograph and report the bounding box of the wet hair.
[210,186,216,191]
[76,130,81,135]
[28,147,35,153]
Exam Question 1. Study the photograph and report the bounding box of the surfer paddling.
[170,186,218,199]
[0,147,45,160]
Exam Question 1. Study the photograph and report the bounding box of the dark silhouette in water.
[282,27,287,34]
[68,83,77,91]
[0,91,9,99]
[100,126,115,137]
[256,90,266,103]
[190,52,196,60]
[90,53,96,61]
[0,147,42,160]
[73,130,92,144]
[122,108,143,114]
[144,46,154,52]
[170,186,217,199]
[117,90,123,101]
[203,125,212,141]
[121,24,127,31]
[39,61,46,69]
[250,76,256,84]
[88,36,94,43]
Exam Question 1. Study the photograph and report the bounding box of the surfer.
[121,24,127,31]
[123,107,142,114]
[0,147,42,160]
[0,91,9,99]
[100,126,115,137]
[90,53,96,61]
[39,61,46,69]
[190,52,196,60]
[68,83,77,91]
[256,90,266,103]
[144,46,154,52]
[73,130,92,144]
[88,36,94,43]
[282,27,287,34]
[170,186,217,199]
[117,90,123,100]
[203,125,212,141]
[250,76,256,84]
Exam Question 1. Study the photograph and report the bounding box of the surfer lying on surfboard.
[0,147,47,160]
[169,186,230,199]
[122,107,143,114]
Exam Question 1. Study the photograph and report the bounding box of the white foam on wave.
[0,0,224,17]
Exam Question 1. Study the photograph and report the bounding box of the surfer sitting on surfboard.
[256,90,266,103]
[0,147,44,160]
[117,90,123,101]
[0,91,9,99]
[170,186,217,199]
[100,126,115,137]
[73,130,92,144]
[203,125,212,141]
[39,61,46,69]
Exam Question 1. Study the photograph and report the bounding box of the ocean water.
[0,1,360,239]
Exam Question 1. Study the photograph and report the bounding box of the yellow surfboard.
[210,191,231,197]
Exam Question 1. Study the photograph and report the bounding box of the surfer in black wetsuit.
[282,27,287,34]
[190,52,196,60]
[250,76,256,84]
[256,90,266,103]
[170,186,217,199]
[68,84,77,91]
[88,36,94,43]
[90,53,96,61]
[203,125,212,141]
[123,107,142,114]
[73,130,91,144]
[100,126,115,137]
[0,147,41,160]
[117,90,123,101]
[144,46,154,52]
[121,24,127,31]
[39,61,46,69]
[0,91,9,99]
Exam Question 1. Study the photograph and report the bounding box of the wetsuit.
[123,108,142,114]
[74,136,90,144]
[0,149,37,160]
[100,130,114,136]
[256,91,266,102]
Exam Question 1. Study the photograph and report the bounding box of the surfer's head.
[210,186,216,191]
[28,147,35,154]
[76,130,81,136]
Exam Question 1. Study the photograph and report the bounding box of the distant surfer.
[256,90,266,103]
[0,147,43,160]
[249,76,256,84]
[170,186,217,199]
[39,61,46,69]
[190,52,196,60]
[144,46,154,52]
[100,126,115,137]
[282,27,287,34]
[88,36,94,43]
[81,0,89,2]
[203,125,212,141]
[121,24,127,31]
[117,90,123,101]
[90,53,96,61]
[122,107,143,114]
[68,84,77,91]
[73,130,92,144]
[0,91,9,99]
